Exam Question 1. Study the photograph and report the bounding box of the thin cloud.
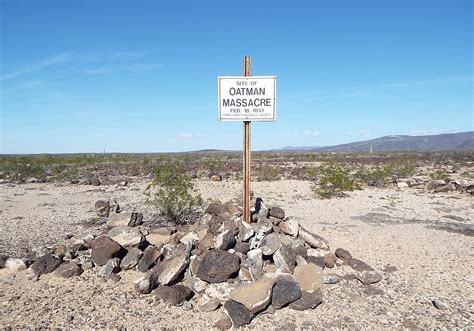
[281,130,320,137]
[176,133,206,140]
[108,51,150,60]
[84,63,163,75]
[303,130,320,137]
[0,80,43,94]
[0,52,75,81]
[345,129,371,137]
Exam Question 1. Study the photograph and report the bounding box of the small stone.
[239,267,253,282]
[0,255,7,269]
[289,290,323,310]
[198,297,221,312]
[196,249,240,283]
[108,226,144,247]
[134,268,159,294]
[107,212,143,227]
[323,274,341,284]
[268,206,285,219]
[210,175,222,181]
[91,235,123,266]
[432,299,449,310]
[182,276,208,293]
[5,258,27,271]
[155,285,194,306]
[214,314,232,330]
[95,200,110,217]
[158,255,189,285]
[101,257,121,276]
[120,247,143,270]
[298,227,330,250]
[324,253,337,268]
[355,270,382,284]
[293,263,323,293]
[91,178,101,186]
[335,248,352,261]
[260,233,281,256]
[242,248,263,280]
[229,276,275,313]
[54,262,83,278]
[81,258,94,270]
[347,258,373,272]
[278,219,299,237]
[272,277,302,309]
[109,273,121,282]
[223,300,254,327]
[137,246,161,272]
[30,255,61,276]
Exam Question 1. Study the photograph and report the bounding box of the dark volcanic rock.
[197,249,240,283]
[0,255,8,269]
[289,290,323,311]
[91,235,123,266]
[137,245,161,272]
[272,278,302,309]
[324,253,337,268]
[54,262,83,278]
[234,242,250,254]
[305,256,325,269]
[355,270,382,284]
[120,247,143,270]
[268,206,285,220]
[30,254,61,275]
[347,258,373,272]
[155,285,194,306]
[224,299,254,327]
[335,248,352,261]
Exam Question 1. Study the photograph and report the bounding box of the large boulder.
[30,255,61,276]
[260,233,281,256]
[196,249,240,283]
[91,235,123,266]
[108,226,144,247]
[95,200,110,217]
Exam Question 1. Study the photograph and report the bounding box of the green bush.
[254,164,284,181]
[355,165,392,187]
[146,163,203,224]
[429,169,449,181]
[312,162,360,198]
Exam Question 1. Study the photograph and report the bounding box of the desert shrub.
[460,170,474,179]
[146,163,203,224]
[292,166,320,181]
[312,162,360,198]
[254,164,284,181]
[429,169,450,181]
[355,165,393,187]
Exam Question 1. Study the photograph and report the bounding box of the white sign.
[218,76,276,121]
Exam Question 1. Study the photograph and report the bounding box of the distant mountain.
[280,146,323,151]
[309,131,474,152]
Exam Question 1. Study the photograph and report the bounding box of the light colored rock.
[278,218,299,237]
[183,276,208,293]
[229,276,275,313]
[293,263,323,293]
[180,232,197,246]
[108,226,144,247]
[204,282,237,301]
[299,227,330,250]
[158,255,189,286]
[5,258,27,271]
[260,233,281,256]
[107,211,143,227]
[198,297,221,312]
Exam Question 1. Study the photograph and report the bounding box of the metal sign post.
[243,56,251,223]
[217,56,276,224]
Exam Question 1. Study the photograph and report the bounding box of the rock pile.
[1,199,383,328]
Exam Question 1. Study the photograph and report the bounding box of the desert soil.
[0,179,473,329]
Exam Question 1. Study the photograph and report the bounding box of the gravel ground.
[0,179,473,329]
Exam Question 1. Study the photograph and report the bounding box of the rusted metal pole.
[243,56,251,223]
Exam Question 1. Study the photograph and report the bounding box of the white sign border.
[218,76,277,122]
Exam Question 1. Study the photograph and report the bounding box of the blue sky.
[0,0,472,153]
